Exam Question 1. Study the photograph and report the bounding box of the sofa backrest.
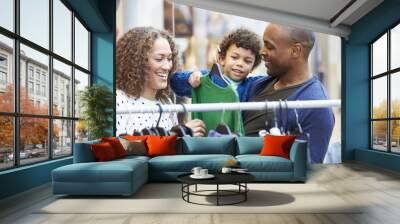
[177,137,236,155]
[235,137,264,155]
[73,139,100,163]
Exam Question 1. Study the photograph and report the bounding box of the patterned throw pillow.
[119,138,147,156]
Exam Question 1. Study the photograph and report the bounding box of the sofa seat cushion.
[236,155,293,172]
[149,154,235,172]
[53,159,147,183]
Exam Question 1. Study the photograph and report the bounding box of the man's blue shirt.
[246,76,335,163]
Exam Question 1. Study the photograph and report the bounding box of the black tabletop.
[177,172,255,185]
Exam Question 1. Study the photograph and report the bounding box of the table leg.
[245,183,247,201]
[217,184,219,206]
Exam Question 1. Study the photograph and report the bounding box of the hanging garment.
[191,75,244,135]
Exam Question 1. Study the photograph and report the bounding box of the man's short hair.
[282,25,315,57]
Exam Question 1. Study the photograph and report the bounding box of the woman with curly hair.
[116,27,205,136]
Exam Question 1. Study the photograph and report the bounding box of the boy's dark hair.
[218,28,262,70]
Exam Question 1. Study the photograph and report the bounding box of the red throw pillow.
[146,135,177,157]
[101,137,127,158]
[260,134,296,159]
[91,142,117,161]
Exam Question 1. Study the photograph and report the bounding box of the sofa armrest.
[73,140,100,163]
[289,140,308,181]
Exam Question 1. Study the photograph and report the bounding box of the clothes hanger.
[209,46,229,87]
[209,63,229,88]
[269,102,282,135]
[284,100,290,135]
[258,100,269,137]
[154,103,168,136]
[293,106,303,134]
[215,103,232,135]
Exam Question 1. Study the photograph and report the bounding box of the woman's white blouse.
[116,90,178,136]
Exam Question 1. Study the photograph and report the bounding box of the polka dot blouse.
[116,90,178,136]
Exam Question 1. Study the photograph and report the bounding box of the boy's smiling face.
[220,44,256,82]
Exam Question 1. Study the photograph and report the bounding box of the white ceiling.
[174,0,384,38]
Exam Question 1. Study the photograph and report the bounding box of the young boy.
[170,28,263,102]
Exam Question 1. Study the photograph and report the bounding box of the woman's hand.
[185,119,206,137]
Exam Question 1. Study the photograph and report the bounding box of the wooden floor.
[1,162,400,224]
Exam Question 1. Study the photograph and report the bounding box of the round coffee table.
[177,172,255,206]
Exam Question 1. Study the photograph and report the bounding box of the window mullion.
[71,11,76,155]
[49,0,53,160]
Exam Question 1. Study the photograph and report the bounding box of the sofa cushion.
[52,158,147,183]
[236,137,263,155]
[148,154,235,172]
[178,137,236,155]
[236,155,293,172]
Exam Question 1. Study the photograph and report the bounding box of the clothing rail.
[116,99,341,114]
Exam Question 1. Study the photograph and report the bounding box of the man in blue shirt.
[244,24,335,163]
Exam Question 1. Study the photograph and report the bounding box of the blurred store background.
[116,0,342,163]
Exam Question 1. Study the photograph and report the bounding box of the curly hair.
[116,27,178,101]
[218,28,262,69]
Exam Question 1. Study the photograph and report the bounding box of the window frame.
[0,0,92,171]
[370,20,400,154]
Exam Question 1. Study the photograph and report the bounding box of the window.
[0,71,6,85]
[371,23,400,153]
[0,54,7,87]
[41,73,46,82]
[0,0,91,170]
[42,85,46,97]
[28,67,34,80]
[28,81,34,94]
[0,0,14,32]
[0,54,7,67]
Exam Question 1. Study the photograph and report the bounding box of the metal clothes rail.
[116,99,341,114]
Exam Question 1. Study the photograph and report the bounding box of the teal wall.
[344,0,400,171]
[0,0,116,200]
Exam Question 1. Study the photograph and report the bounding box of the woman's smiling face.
[145,37,173,91]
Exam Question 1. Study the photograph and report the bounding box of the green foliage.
[79,84,113,140]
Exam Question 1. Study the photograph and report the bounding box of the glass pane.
[391,72,400,118]
[392,120,400,153]
[53,119,72,158]
[74,69,89,118]
[53,59,72,117]
[372,77,387,119]
[20,0,49,49]
[75,17,89,70]
[0,116,14,170]
[75,120,88,143]
[20,117,49,165]
[391,24,400,70]
[0,35,14,113]
[0,0,14,31]
[20,44,49,115]
[372,121,388,151]
[372,33,387,76]
[53,0,72,60]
